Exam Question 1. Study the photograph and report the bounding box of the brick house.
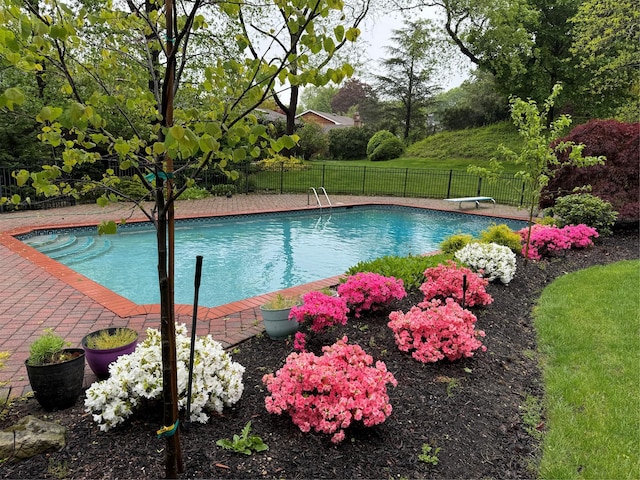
[295,110,360,132]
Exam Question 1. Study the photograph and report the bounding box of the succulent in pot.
[259,294,301,340]
[81,327,138,379]
[25,328,85,411]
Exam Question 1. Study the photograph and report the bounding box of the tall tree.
[300,85,338,112]
[375,20,440,140]
[237,0,370,134]
[570,0,640,120]
[0,0,343,475]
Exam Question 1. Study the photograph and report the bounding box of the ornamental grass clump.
[388,299,487,363]
[454,242,517,284]
[289,291,349,352]
[84,324,245,431]
[263,336,398,444]
[518,224,599,260]
[337,272,407,317]
[419,261,493,307]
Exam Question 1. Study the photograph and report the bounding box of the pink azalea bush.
[419,261,493,307]
[337,272,407,317]
[388,299,487,363]
[519,224,599,260]
[263,336,398,444]
[289,291,349,352]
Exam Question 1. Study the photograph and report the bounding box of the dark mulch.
[1,228,638,479]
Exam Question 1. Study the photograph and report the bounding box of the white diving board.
[444,196,496,209]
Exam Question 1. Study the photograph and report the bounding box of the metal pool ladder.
[308,187,332,208]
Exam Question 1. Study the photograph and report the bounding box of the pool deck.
[0,194,529,398]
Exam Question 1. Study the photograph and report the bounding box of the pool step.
[24,234,112,263]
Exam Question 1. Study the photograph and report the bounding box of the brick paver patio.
[0,194,528,398]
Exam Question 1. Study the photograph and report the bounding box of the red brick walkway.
[0,194,528,398]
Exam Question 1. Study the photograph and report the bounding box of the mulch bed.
[1,228,638,479]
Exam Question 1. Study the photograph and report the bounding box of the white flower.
[455,242,517,284]
[84,323,245,431]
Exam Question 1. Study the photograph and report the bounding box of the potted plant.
[25,328,85,411]
[81,327,138,379]
[259,294,301,340]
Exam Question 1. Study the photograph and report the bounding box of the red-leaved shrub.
[542,119,639,224]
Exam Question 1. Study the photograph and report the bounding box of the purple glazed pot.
[81,328,138,379]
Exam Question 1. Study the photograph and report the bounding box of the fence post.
[361,166,366,195]
[476,177,482,196]
[403,168,408,197]
[520,182,526,207]
[322,164,325,188]
[280,163,284,194]
[446,170,452,198]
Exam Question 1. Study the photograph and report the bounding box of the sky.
[354,10,472,91]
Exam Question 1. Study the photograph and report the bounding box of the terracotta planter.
[25,348,85,411]
[260,306,299,340]
[81,328,138,379]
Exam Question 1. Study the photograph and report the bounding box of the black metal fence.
[1,162,530,212]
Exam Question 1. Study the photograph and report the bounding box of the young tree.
[468,84,605,260]
[0,0,349,475]
[375,19,441,140]
[238,0,371,134]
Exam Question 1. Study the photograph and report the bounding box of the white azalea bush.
[454,242,517,284]
[84,324,245,431]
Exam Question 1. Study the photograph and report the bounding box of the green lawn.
[534,260,640,479]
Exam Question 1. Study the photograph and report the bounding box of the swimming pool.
[20,206,526,307]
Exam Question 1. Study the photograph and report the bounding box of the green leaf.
[97,220,117,235]
[334,25,344,42]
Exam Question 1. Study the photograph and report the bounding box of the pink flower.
[337,273,407,317]
[388,299,486,363]
[518,224,599,260]
[263,337,397,443]
[419,261,493,307]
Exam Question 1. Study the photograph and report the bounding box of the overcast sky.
[355,10,472,91]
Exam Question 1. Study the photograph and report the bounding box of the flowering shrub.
[289,291,348,333]
[388,299,486,363]
[454,242,517,284]
[337,272,407,317]
[263,336,397,444]
[419,261,493,307]
[289,291,349,352]
[518,224,599,260]
[84,324,245,431]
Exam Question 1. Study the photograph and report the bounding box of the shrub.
[369,137,405,161]
[257,155,306,171]
[440,234,474,255]
[478,224,522,252]
[84,324,245,431]
[518,223,599,260]
[289,291,349,352]
[117,177,150,201]
[541,119,639,224]
[328,127,373,160]
[419,261,493,307]
[293,122,328,160]
[454,242,517,284]
[388,299,486,363]
[366,130,396,157]
[337,272,407,317]
[178,186,211,200]
[210,184,237,197]
[346,253,450,291]
[263,336,397,444]
[550,193,618,236]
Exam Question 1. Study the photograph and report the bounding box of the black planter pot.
[25,348,85,411]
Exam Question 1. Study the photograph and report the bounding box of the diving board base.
[444,197,496,209]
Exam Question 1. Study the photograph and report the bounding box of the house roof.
[255,108,287,122]
[295,110,354,126]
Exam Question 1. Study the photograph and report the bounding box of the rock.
[0,415,66,461]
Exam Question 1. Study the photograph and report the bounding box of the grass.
[315,122,522,173]
[534,260,640,479]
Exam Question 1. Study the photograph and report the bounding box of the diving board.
[444,196,496,209]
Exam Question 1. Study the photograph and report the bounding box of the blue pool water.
[21,206,525,307]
